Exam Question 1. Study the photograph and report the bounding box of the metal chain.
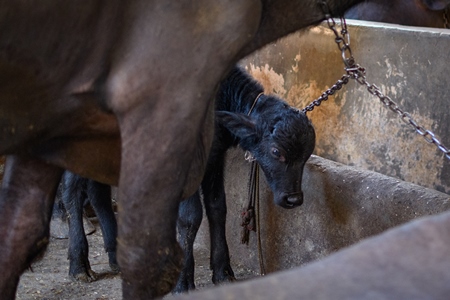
[319,1,354,68]
[309,0,450,160]
[302,1,354,113]
[301,74,350,113]
[345,65,450,160]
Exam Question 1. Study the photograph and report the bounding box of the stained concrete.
[240,20,450,195]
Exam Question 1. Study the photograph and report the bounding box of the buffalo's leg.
[113,106,192,299]
[111,63,213,299]
[62,171,97,282]
[0,155,62,299]
[202,159,236,284]
[87,180,119,272]
[174,190,203,293]
[110,80,209,298]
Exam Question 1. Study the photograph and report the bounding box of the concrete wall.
[240,20,450,195]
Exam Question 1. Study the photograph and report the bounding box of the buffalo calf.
[175,66,315,292]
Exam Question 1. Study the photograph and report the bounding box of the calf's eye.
[271,147,280,157]
[271,147,286,162]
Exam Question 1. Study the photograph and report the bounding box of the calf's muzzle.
[276,191,304,209]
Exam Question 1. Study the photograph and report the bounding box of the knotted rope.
[240,92,266,275]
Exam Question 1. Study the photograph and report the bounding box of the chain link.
[301,74,350,113]
[304,1,450,160]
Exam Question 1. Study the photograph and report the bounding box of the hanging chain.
[301,3,353,113]
[346,64,450,160]
[307,0,450,160]
[301,74,350,113]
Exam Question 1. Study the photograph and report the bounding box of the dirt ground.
[15,217,258,300]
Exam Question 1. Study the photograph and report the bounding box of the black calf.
[174,66,315,292]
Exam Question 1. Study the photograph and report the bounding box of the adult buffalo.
[0,1,378,299]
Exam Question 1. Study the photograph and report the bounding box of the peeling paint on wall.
[246,63,287,97]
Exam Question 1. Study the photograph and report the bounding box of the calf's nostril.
[275,192,304,208]
[286,194,303,206]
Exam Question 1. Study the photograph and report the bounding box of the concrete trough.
[203,152,450,274]
[183,153,450,300]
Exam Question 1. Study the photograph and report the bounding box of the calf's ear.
[216,111,256,139]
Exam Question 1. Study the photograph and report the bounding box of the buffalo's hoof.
[217,273,236,283]
[71,269,98,283]
[109,262,120,273]
[172,278,195,294]
[108,251,120,273]
[212,266,236,285]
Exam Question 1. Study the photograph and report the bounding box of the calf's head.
[217,97,315,209]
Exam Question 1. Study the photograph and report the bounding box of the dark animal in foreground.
[6,1,450,299]
[345,0,450,28]
[54,66,315,289]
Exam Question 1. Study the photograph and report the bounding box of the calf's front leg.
[202,162,235,285]
[87,179,119,273]
[0,155,62,299]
